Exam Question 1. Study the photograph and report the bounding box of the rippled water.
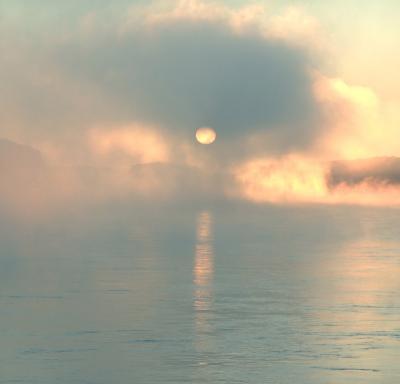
[1,204,400,383]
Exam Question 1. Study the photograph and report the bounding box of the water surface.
[1,204,400,383]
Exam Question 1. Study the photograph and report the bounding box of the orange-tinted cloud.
[88,125,170,166]
[232,154,400,206]
[2,1,400,211]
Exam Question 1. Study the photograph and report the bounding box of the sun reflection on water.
[193,211,215,355]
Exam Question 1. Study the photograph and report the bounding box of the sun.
[195,127,217,144]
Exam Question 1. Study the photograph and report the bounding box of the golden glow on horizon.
[195,127,217,145]
[233,154,400,206]
[233,155,328,203]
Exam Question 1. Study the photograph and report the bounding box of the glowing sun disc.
[195,127,217,144]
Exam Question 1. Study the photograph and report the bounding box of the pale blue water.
[1,203,400,383]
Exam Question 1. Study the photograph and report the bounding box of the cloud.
[0,0,333,170]
[232,153,400,206]
[0,138,228,217]
[42,1,321,154]
[231,154,328,203]
[2,1,400,210]
[329,157,400,186]
[314,75,400,161]
[89,125,171,165]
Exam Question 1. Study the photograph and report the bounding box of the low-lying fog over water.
[1,203,400,383]
[2,1,400,382]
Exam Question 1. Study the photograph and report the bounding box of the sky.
[1,0,400,213]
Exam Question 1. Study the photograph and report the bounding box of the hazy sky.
[1,0,400,211]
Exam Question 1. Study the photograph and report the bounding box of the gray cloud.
[329,157,400,187]
[52,17,320,151]
[0,1,327,169]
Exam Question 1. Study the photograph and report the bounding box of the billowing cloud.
[0,0,325,155]
[232,154,400,206]
[55,6,320,152]
[1,1,400,212]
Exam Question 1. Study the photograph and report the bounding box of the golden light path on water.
[193,211,215,362]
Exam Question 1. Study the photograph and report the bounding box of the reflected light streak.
[312,235,400,334]
[193,210,214,354]
[304,235,400,374]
